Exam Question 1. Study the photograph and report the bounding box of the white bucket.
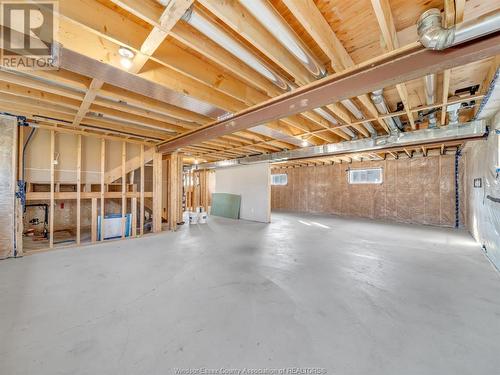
[189,212,198,224]
[198,212,208,224]
[182,211,190,224]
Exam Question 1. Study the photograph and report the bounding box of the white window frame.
[271,173,288,186]
[348,167,383,185]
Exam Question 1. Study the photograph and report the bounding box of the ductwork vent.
[370,90,402,134]
[418,8,500,50]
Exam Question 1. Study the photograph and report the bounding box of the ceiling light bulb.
[120,57,133,69]
[194,159,199,165]
[118,47,135,59]
[301,140,309,147]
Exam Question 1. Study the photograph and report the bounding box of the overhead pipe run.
[370,90,403,134]
[417,8,500,50]
[182,7,357,141]
[340,99,377,137]
[195,120,486,169]
[446,100,462,126]
[157,32,500,153]
[249,125,305,147]
[239,0,326,79]
[288,80,356,140]
[424,74,438,128]
[182,7,290,91]
[313,107,357,139]
[242,0,379,138]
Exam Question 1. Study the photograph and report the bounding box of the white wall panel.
[215,163,271,223]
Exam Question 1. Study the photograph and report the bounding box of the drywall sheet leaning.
[0,115,17,259]
[211,193,241,219]
[215,163,271,223]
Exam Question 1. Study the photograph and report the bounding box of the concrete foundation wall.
[272,154,458,227]
[464,110,500,269]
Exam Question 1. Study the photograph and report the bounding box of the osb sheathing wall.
[272,155,459,227]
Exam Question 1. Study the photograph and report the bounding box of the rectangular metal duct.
[0,115,18,259]
[196,120,486,169]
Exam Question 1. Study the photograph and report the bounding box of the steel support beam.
[157,33,500,153]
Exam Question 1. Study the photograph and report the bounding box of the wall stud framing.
[121,141,126,239]
[100,138,105,242]
[140,145,145,236]
[76,134,82,245]
[49,130,55,249]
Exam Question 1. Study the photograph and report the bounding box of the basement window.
[348,168,383,184]
[271,174,288,186]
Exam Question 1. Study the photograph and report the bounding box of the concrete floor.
[1,212,499,375]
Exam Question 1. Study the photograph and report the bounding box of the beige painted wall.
[24,129,141,184]
[23,129,152,236]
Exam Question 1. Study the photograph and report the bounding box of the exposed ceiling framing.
[0,0,498,164]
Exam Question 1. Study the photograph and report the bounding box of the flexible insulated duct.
[370,90,403,134]
[340,99,377,137]
[239,0,326,78]
[446,101,461,126]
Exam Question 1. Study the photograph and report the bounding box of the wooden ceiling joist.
[0,0,497,163]
[370,0,416,130]
[157,33,500,153]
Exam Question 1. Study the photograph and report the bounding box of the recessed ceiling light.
[120,57,133,69]
[118,47,135,59]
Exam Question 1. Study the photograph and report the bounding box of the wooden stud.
[73,78,104,126]
[203,170,210,213]
[121,141,126,238]
[100,138,105,241]
[49,130,55,248]
[152,151,163,233]
[131,197,137,237]
[441,69,452,125]
[76,134,81,245]
[166,152,181,231]
[140,145,145,236]
[91,197,97,243]
[177,153,184,221]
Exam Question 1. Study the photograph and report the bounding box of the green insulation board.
[211,193,241,219]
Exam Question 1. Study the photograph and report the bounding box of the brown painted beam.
[157,33,500,154]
